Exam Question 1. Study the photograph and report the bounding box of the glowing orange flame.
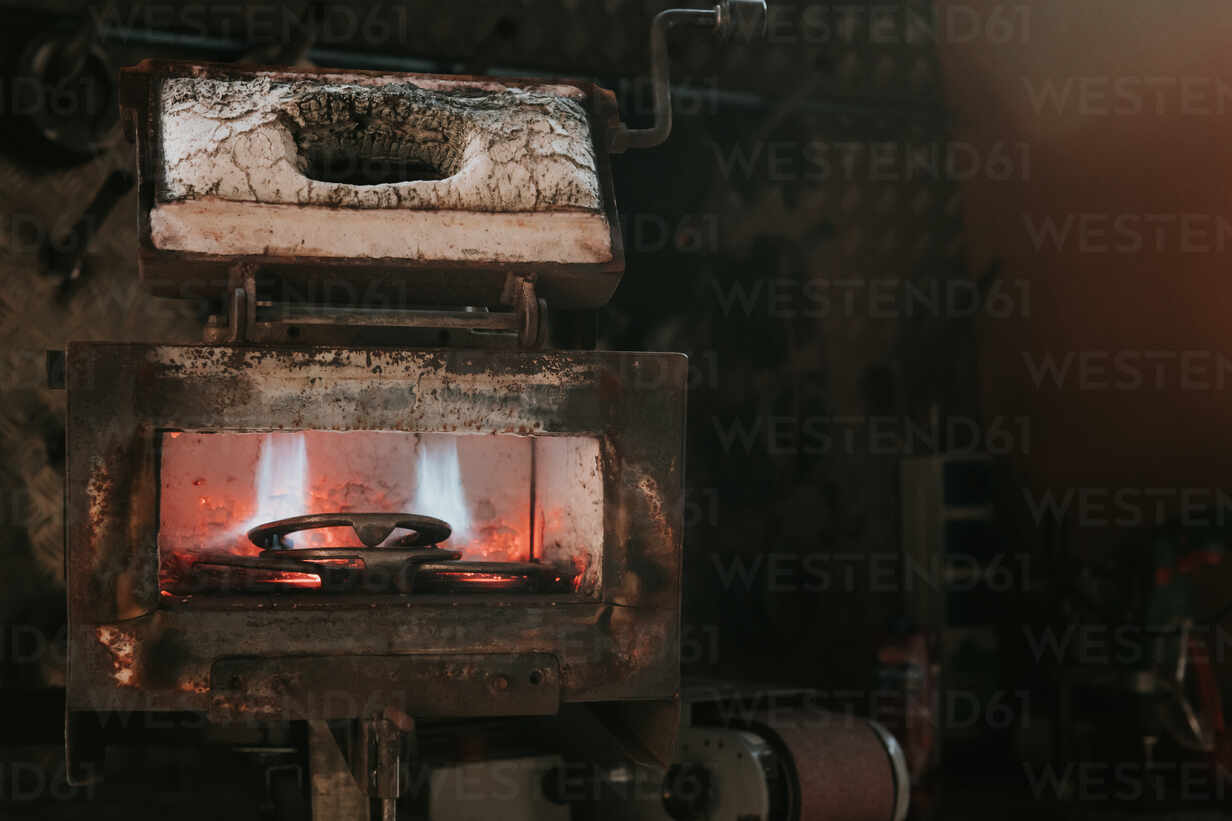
[158,431,591,593]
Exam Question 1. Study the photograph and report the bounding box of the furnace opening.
[285,86,465,186]
[156,430,603,599]
[301,148,448,184]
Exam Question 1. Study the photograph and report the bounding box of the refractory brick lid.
[159,75,602,212]
[121,61,625,309]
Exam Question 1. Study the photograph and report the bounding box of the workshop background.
[3,0,1232,818]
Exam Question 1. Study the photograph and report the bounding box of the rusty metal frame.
[66,344,684,720]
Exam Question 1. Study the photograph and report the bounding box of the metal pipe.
[46,168,135,292]
[609,6,719,152]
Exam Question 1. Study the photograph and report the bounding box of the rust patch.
[178,676,210,695]
[96,625,138,687]
[86,459,113,554]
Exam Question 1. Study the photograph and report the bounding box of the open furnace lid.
[119,60,625,309]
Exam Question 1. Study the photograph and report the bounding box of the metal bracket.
[205,266,549,348]
[310,715,406,821]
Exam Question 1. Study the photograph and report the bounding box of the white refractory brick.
[149,74,614,264]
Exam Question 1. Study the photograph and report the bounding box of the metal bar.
[370,717,400,820]
[46,169,135,288]
[260,305,520,332]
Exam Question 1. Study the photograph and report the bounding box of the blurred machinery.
[1051,516,1232,803]
[422,686,910,821]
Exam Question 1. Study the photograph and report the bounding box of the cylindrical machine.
[656,708,909,821]
[750,710,910,821]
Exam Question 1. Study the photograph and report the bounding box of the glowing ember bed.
[158,430,603,597]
